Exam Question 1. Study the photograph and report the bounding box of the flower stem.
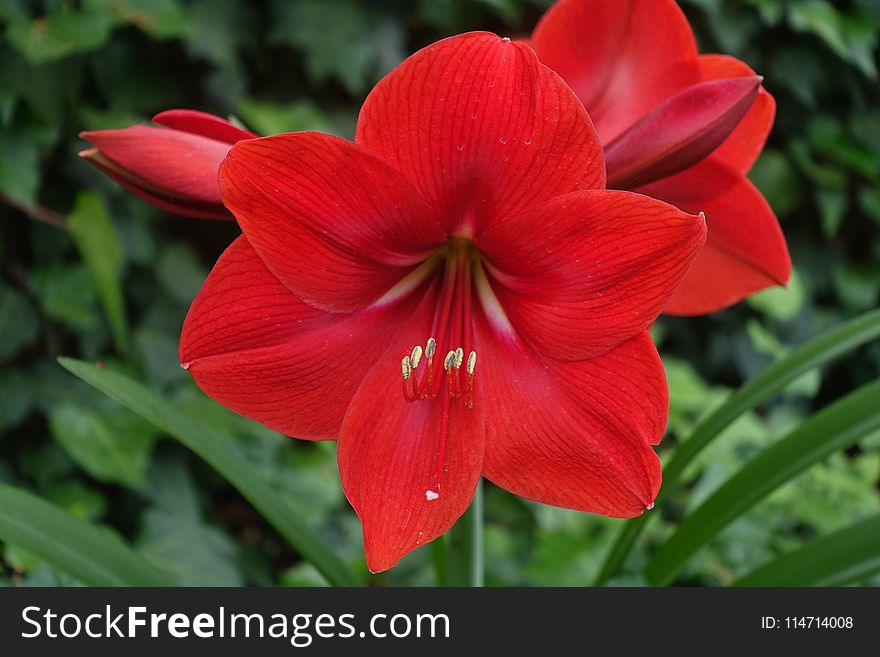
[430,537,448,586]
[446,478,484,586]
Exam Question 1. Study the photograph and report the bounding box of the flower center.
[397,239,479,502]
[401,339,477,407]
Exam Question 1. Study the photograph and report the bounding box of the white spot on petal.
[425,490,440,501]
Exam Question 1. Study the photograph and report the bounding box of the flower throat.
[398,240,478,502]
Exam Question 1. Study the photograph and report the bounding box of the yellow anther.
[401,356,412,381]
[454,347,464,369]
[467,351,477,375]
[411,345,423,370]
[425,337,437,358]
[443,350,456,371]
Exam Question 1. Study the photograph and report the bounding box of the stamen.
[465,350,477,409]
[454,347,464,369]
[422,337,436,398]
[401,356,414,402]
[443,351,455,398]
[410,345,423,370]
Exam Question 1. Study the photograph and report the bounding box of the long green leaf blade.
[645,378,880,585]
[595,309,880,585]
[732,514,880,587]
[59,358,363,587]
[0,483,174,586]
[663,309,880,489]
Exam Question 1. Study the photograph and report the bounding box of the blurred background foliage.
[0,0,879,587]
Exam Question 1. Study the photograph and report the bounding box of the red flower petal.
[638,160,791,315]
[338,292,485,572]
[477,314,664,516]
[80,125,230,205]
[605,76,762,189]
[531,0,700,144]
[152,109,258,144]
[698,54,776,173]
[219,132,447,314]
[80,148,232,220]
[477,190,706,360]
[180,237,413,439]
[355,31,605,235]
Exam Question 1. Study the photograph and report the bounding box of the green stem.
[431,536,448,586]
[446,479,484,586]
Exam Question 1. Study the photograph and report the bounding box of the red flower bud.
[604,76,763,189]
[79,109,256,220]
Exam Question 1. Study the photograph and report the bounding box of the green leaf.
[67,192,129,351]
[0,283,39,359]
[645,378,880,585]
[138,507,243,585]
[4,7,114,63]
[43,480,107,521]
[816,188,848,237]
[31,264,98,330]
[155,243,207,306]
[237,98,335,135]
[859,185,880,225]
[733,514,880,586]
[48,403,157,488]
[789,0,878,79]
[0,370,34,431]
[59,357,363,587]
[749,149,803,218]
[746,268,805,321]
[0,482,174,586]
[269,0,404,94]
[595,309,880,584]
[0,130,40,203]
[90,0,190,39]
[136,456,243,586]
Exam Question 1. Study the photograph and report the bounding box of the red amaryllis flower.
[179,32,707,572]
[531,0,791,315]
[80,110,255,220]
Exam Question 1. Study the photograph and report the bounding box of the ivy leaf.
[89,0,190,39]
[0,370,34,432]
[0,130,40,203]
[136,457,243,586]
[269,0,404,94]
[0,283,39,359]
[48,403,158,488]
[3,6,114,63]
[788,0,878,79]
